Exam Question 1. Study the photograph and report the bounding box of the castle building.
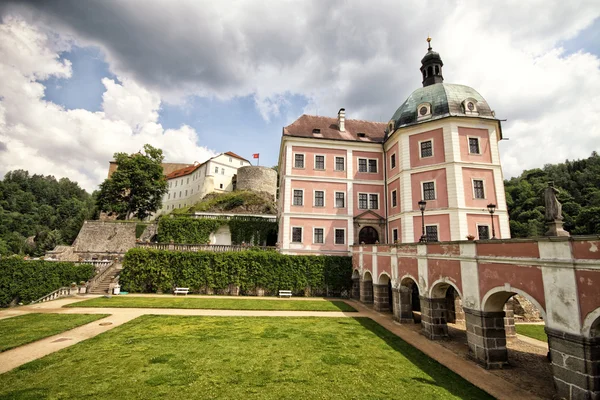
[159,151,251,214]
[277,40,510,255]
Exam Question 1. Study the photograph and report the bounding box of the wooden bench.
[173,287,189,295]
[278,290,292,298]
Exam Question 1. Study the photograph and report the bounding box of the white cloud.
[0,17,216,192]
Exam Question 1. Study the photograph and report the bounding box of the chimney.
[338,108,345,132]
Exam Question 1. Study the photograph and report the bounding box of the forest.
[505,152,600,237]
[0,170,97,256]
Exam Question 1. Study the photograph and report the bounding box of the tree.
[96,144,168,220]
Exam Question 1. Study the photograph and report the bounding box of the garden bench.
[173,287,189,295]
[278,290,292,298]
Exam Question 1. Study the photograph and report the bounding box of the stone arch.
[351,269,361,300]
[360,270,374,304]
[373,272,393,312]
[358,226,379,245]
[363,270,373,282]
[352,269,360,279]
[393,275,421,323]
[377,272,391,285]
[399,274,421,294]
[428,279,463,300]
[582,307,600,338]
[481,286,547,321]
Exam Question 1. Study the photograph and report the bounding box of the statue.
[544,182,569,237]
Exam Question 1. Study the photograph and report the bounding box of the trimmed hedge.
[0,257,94,307]
[120,248,352,296]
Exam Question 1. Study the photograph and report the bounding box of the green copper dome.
[386,83,496,136]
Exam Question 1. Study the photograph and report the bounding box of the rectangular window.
[368,159,377,173]
[392,229,399,243]
[185,190,188,196]
[478,225,490,240]
[295,154,305,168]
[168,193,171,199]
[358,158,367,172]
[423,182,436,200]
[293,190,303,206]
[358,193,368,209]
[229,157,232,162]
[179,191,182,198]
[335,157,345,171]
[426,225,439,242]
[173,192,176,199]
[392,190,397,207]
[334,229,345,245]
[314,228,324,244]
[214,166,218,173]
[335,192,345,208]
[221,168,224,175]
[180,179,183,186]
[219,183,223,189]
[469,137,480,154]
[420,140,433,158]
[175,181,178,187]
[390,154,396,169]
[314,190,324,207]
[187,178,189,184]
[292,227,302,243]
[315,155,325,170]
[369,194,378,209]
[473,180,485,199]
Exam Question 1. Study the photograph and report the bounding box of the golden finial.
[427,35,432,50]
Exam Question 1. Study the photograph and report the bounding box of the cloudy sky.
[0,1,598,192]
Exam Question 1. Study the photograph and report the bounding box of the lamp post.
[418,200,427,242]
[487,203,497,239]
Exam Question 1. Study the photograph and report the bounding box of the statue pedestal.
[545,220,570,237]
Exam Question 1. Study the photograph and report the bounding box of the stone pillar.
[546,328,600,400]
[351,277,360,300]
[420,297,448,340]
[360,279,373,304]
[454,295,465,324]
[464,308,508,369]
[395,286,414,323]
[504,299,516,338]
[373,284,390,312]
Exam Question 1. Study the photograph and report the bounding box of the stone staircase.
[88,263,122,295]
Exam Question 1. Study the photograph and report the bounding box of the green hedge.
[0,257,94,307]
[120,248,352,296]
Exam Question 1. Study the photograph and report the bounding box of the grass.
[0,313,108,352]
[66,296,357,312]
[0,316,493,399]
[516,323,547,342]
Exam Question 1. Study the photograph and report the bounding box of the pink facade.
[458,127,492,163]
[409,128,445,168]
[462,167,497,208]
[353,183,384,217]
[478,262,546,310]
[289,180,348,215]
[292,146,347,179]
[466,213,501,239]
[353,150,384,181]
[387,178,401,214]
[387,142,400,175]
[289,217,349,251]
[412,214,451,242]
[575,269,600,323]
[389,218,402,243]
[410,168,448,210]
[428,259,462,294]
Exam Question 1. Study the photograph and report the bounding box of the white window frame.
[476,224,490,240]
[358,158,368,173]
[368,193,379,210]
[292,189,304,206]
[229,157,232,162]
[425,223,440,242]
[367,158,378,173]
[472,178,486,199]
[313,189,326,207]
[214,166,218,173]
[291,226,303,243]
[334,191,346,208]
[313,227,325,244]
[314,154,326,170]
[392,228,399,243]
[357,192,369,210]
[390,153,397,169]
[221,168,225,175]
[421,180,437,201]
[391,189,398,208]
[467,136,481,155]
[419,138,434,159]
[334,156,345,171]
[294,153,306,169]
[334,228,346,245]
[417,102,432,121]
[463,98,479,116]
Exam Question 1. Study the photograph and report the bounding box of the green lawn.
[0,316,492,399]
[0,313,108,352]
[516,324,547,342]
[67,296,357,312]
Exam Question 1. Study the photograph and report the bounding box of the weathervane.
[427,35,432,51]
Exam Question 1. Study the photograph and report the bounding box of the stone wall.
[138,224,157,242]
[73,221,136,255]
[236,166,277,199]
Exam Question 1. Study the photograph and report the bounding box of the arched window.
[427,66,433,77]
[359,226,379,244]
[435,65,440,75]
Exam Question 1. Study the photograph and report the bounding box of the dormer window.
[387,120,395,134]
[417,102,432,121]
[357,132,366,138]
[312,128,321,134]
[463,98,479,115]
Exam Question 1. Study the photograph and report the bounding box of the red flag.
[253,153,259,158]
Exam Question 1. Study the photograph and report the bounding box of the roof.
[386,83,497,137]
[283,114,387,143]
[165,163,202,179]
[224,151,249,162]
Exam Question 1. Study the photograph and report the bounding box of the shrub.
[0,257,94,307]
[120,248,352,296]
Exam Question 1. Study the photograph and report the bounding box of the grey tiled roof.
[386,83,496,136]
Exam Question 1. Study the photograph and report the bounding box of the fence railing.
[135,243,277,252]
[31,287,75,304]
[87,261,118,292]
[80,260,113,271]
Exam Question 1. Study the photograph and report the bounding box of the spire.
[420,36,444,87]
